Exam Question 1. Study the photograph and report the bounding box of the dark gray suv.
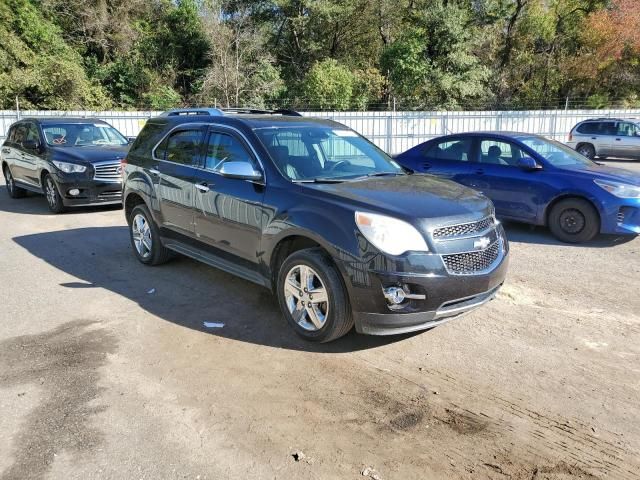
[567,118,640,160]
[123,109,509,342]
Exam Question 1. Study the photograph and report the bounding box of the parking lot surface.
[1,161,639,480]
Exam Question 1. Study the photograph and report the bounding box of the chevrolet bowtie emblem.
[473,236,491,250]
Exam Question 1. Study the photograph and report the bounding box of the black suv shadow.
[0,186,122,216]
[13,227,416,353]
[502,221,636,248]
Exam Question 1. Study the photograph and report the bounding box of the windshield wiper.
[292,177,349,183]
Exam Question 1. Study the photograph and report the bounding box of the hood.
[49,145,129,164]
[558,163,640,186]
[303,174,493,221]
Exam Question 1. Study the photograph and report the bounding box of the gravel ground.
[1,160,639,480]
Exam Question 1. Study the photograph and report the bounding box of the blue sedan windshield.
[521,137,595,167]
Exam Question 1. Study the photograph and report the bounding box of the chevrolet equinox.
[122,109,509,342]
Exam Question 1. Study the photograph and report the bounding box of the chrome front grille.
[93,161,122,182]
[433,216,494,239]
[442,241,500,275]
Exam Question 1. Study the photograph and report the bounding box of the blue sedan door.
[472,138,547,222]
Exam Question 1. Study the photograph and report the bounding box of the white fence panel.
[1,109,639,154]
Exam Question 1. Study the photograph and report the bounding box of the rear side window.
[162,129,203,166]
[424,138,473,162]
[576,122,600,134]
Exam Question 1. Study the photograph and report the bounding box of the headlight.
[355,211,429,255]
[594,179,640,199]
[53,161,87,173]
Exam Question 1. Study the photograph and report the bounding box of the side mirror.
[22,140,41,152]
[127,137,136,144]
[517,157,542,171]
[218,161,262,181]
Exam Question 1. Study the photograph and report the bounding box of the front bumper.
[355,283,503,335]
[53,173,122,207]
[348,222,509,336]
[599,198,640,235]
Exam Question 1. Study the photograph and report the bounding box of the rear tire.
[277,248,353,342]
[3,165,26,198]
[577,143,595,160]
[548,198,600,243]
[129,204,172,265]
[43,173,66,213]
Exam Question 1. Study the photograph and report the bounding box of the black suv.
[123,110,509,342]
[1,117,129,212]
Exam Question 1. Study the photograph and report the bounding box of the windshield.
[521,137,595,167]
[42,123,128,147]
[254,126,404,181]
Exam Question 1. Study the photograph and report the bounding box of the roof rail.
[159,107,303,117]
[221,108,303,117]
[160,108,224,117]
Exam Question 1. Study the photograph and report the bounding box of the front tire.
[548,198,600,243]
[3,165,26,198]
[43,173,66,213]
[129,204,171,265]
[277,248,354,342]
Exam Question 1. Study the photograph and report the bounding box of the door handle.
[615,138,622,141]
[475,169,485,175]
[195,182,210,193]
[591,137,597,140]
[422,163,432,170]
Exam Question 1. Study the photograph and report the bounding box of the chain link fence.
[2,108,639,154]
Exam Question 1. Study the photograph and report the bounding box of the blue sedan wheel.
[548,198,599,243]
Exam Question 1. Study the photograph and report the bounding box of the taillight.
[568,131,573,142]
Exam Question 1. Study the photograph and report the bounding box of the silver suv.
[567,118,640,160]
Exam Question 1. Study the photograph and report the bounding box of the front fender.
[262,204,362,294]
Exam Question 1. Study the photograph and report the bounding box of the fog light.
[69,189,80,196]
[384,287,406,305]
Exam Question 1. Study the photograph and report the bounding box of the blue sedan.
[395,132,640,243]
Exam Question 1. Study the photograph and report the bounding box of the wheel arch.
[124,192,148,224]
[267,231,351,294]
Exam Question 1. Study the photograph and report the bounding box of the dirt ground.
[1,160,639,480]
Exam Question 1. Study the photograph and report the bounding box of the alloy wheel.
[284,264,329,331]
[131,213,153,259]
[45,177,58,209]
[5,168,14,194]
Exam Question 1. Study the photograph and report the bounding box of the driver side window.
[479,140,524,166]
[205,132,255,171]
[617,122,639,137]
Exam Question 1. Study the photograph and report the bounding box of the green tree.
[381,4,491,109]
[301,59,355,110]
